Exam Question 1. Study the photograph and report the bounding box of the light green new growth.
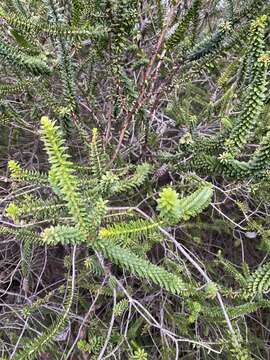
[157,187,182,223]
[40,116,90,234]
[113,298,129,316]
[8,160,49,185]
[131,348,149,360]
[157,185,213,223]
[99,219,162,242]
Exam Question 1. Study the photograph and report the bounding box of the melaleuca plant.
[165,14,270,182]
[7,116,214,293]
[1,116,215,357]
[1,1,270,359]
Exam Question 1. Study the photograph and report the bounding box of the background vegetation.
[0,0,270,359]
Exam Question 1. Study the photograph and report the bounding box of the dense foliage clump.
[0,1,270,359]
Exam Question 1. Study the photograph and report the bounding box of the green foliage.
[0,40,51,75]
[25,116,212,298]
[113,298,129,316]
[8,160,49,185]
[170,14,270,182]
[227,333,252,360]
[248,129,270,171]
[6,202,20,222]
[157,187,182,223]
[187,23,230,62]
[40,116,91,233]
[157,184,213,224]
[0,6,105,41]
[222,17,268,157]
[1,1,270,358]
[7,195,66,222]
[21,236,33,279]
[203,300,270,322]
[110,163,152,194]
[77,337,103,355]
[0,226,41,244]
[131,348,149,360]
[244,261,270,299]
[99,219,161,243]
[106,0,138,57]
[166,0,202,49]
[42,225,85,245]
[0,79,33,97]
[90,128,107,179]
[246,15,267,83]
[217,254,247,286]
[13,278,74,360]
[177,184,214,221]
[94,238,187,294]
[70,0,83,27]
[41,221,186,294]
